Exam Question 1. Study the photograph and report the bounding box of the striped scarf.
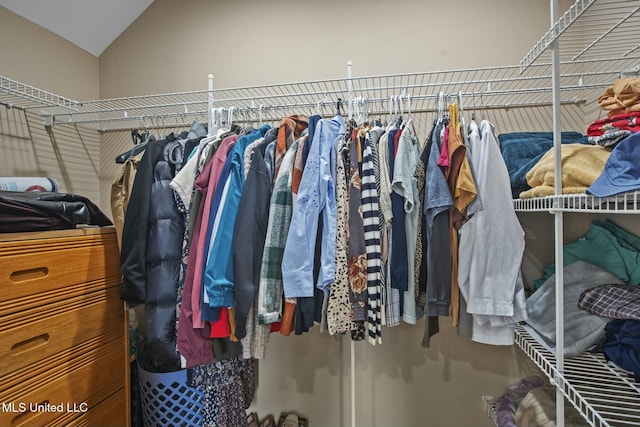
[362,136,382,345]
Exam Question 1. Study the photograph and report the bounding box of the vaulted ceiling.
[0,0,154,56]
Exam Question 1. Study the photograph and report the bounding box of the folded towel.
[587,111,640,137]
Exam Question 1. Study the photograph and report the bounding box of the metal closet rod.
[89,98,586,132]
[61,58,631,113]
[59,82,603,127]
[64,67,623,116]
[0,57,633,114]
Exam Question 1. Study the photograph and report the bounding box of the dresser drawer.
[0,334,125,427]
[0,286,124,377]
[0,231,120,307]
[64,389,127,427]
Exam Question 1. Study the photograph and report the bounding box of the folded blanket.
[519,144,610,199]
[535,219,640,289]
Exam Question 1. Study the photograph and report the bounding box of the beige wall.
[0,6,101,205]
[0,6,99,101]
[97,0,579,215]
[250,323,541,427]
[99,0,574,97]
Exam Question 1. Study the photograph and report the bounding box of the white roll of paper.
[0,177,59,192]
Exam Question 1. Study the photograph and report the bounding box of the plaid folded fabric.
[587,129,632,147]
[579,284,640,320]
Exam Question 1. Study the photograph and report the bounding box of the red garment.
[210,307,231,338]
[271,322,282,333]
[393,128,403,157]
[438,126,450,173]
[587,112,640,136]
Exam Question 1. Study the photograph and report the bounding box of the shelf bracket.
[43,114,54,127]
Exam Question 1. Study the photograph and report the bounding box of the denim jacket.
[282,115,346,298]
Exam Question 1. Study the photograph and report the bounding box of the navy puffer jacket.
[121,135,184,372]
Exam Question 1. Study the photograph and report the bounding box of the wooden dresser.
[0,227,130,427]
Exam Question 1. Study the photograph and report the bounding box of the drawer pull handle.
[11,334,50,354]
[10,267,49,283]
[10,400,48,427]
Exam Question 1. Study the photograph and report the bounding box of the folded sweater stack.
[599,78,640,116]
[586,111,640,147]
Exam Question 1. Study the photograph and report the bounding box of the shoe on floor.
[280,412,299,427]
[247,412,259,427]
[260,414,276,427]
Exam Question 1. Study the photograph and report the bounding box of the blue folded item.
[587,132,640,197]
[498,131,588,198]
[602,319,640,382]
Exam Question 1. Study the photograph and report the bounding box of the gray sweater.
[525,260,623,357]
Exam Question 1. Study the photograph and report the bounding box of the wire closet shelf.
[0,75,80,113]
[516,325,640,427]
[520,0,640,73]
[513,192,640,214]
[0,61,633,132]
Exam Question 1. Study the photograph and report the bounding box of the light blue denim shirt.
[282,115,346,298]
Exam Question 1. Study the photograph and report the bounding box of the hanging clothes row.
[116,101,529,353]
[114,96,527,426]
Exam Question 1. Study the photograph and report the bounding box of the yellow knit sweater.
[519,144,611,199]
